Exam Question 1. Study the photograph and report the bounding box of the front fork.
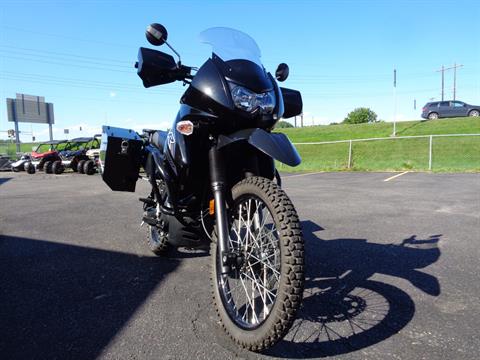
[208,145,232,274]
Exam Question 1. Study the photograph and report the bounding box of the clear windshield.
[199,27,262,67]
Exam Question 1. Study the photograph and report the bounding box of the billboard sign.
[6,93,54,124]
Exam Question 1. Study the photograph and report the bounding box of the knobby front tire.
[211,176,305,351]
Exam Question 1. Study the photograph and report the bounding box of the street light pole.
[392,68,397,137]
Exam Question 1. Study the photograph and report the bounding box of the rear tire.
[83,160,96,175]
[52,160,65,174]
[468,109,479,117]
[26,163,36,174]
[211,176,304,351]
[77,160,86,174]
[44,161,53,174]
[428,112,438,120]
[147,225,170,255]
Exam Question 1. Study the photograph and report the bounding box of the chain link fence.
[0,142,15,157]
[2,135,479,172]
[276,134,480,172]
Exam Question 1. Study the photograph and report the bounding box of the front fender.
[217,128,301,167]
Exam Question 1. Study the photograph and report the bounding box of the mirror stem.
[164,40,182,66]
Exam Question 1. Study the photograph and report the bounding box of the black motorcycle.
[100,23,304,351]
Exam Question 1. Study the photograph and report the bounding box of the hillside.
[275,117,480,172]
[276,117,480,143]
[2,117,479,172]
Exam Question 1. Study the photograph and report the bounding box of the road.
[1,171,479,359]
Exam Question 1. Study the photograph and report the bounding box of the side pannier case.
[99,126,144,192]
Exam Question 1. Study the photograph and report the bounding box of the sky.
[1,0,479,141]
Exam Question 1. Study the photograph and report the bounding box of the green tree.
[276,120,294,128]
[343,107,378,124]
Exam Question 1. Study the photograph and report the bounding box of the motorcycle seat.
[150,130,167,151]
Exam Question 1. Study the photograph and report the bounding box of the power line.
[0,54,134,73]
[0,73,185,96]
[0,45,131,65]
[1,25,132,48]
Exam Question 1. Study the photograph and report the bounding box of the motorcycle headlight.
[229,84,276,114]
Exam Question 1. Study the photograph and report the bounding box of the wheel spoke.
[218,193,282,328]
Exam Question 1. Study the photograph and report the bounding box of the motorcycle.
[100,23,304,351]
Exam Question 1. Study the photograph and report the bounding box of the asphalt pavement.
[0,171,479,359]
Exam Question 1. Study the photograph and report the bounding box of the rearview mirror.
[146,23,168,46]
[275,63,289,82]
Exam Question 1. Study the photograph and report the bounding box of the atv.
[59,136,100,175]
[26,140,69,174]
[11,154,33,173]
[70,135,101,175]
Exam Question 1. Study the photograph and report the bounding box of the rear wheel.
[468,109,479,117]
[52,160,65,174]
[147,225,170,255]
[44,161,53,174]
[428,112,439,120]
[211,176,304,351]
[77,160,86,174]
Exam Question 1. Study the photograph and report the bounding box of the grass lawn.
[2,117,479,172]
[276,117,480,143]
[0,141,73,156]
[275,117,480,172]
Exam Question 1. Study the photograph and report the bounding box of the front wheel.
[84,160,96,175]
[468,109,479,117]
[211,176,304,351]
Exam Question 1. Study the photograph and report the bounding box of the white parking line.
[283,171,324,179]
[383,171,410,182]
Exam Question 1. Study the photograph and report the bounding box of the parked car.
[421,100,480,120]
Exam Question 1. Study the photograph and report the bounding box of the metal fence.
[0,142,25,157]
[286,133,480,172]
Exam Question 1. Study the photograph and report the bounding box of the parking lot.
[0,171,479,359]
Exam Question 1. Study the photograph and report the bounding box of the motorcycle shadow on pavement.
[267,220,441,358]
[0,235,180,360]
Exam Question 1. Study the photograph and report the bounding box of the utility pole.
[300,113,304,127]
[453,63,463,101]
[437,65,445,101]
[436,63,463,101]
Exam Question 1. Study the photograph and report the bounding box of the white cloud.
[109,91,117,98]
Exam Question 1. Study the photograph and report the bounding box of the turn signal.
[176,120,194,135]
[209,199,215,215]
